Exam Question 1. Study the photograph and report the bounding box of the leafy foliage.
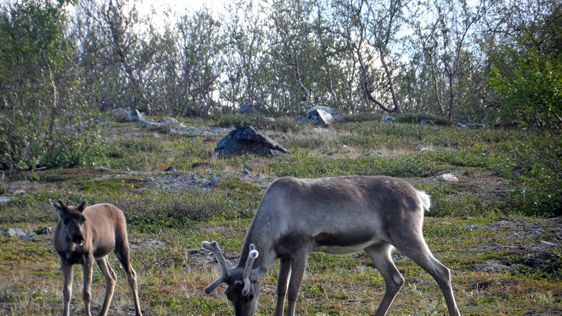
[489,49,561,129]
[0,1,94,170]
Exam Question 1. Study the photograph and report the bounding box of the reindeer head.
[201,241,266,316]
[50,200,87,246]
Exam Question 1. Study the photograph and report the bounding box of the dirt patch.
[129,237,167,250]
[484,218,562,240]
[470,217,561,276]
[184,248,239,267]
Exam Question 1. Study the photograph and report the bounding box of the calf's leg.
[82,256,94,316]
[61,263,73,316]
[97,257,117,316]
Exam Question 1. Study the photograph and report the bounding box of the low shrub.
[395,113,451,126]
[212,113,300,132]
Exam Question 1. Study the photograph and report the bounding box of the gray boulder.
[1,227,36,240]
[381,114,395,122]
[158,117,181,126]
[239,104,258,114]
[0,196,11,206]
[140,117,185,133]
[456,122,487,129]
[420,118,434,125]
[214,125,289,158]
[111,107,129,121]
[140,120,169,132]
[123,109,145,122]
[302,106,343,126]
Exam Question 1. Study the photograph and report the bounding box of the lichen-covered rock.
[214,125,289,157]
[439,173,459,182]
[123,109,144,122]
[302,106,343,126]
[381,114,395,122]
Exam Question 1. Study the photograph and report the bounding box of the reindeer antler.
[242,244,259,296]
[201,241,231,294]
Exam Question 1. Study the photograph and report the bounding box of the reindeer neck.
[238,221,276,270]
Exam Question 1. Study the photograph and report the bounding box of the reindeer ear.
[50,199,64,217]
[49,199,59,210]
[77,201,87,212]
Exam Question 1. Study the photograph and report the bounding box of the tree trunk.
[47,64,59,142]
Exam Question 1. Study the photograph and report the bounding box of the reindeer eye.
[246,293,254,301]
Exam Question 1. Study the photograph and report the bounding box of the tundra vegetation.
[0,0,560,315]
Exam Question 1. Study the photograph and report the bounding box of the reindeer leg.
[82,256,94,316]
[286,249,309,316]
[61,263,73,316]
[97,257,116,316]
[365,243,405,316]
[274,257,291,316]
[392,234,460,316]
[116,244,143,316]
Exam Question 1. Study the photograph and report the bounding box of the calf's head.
[51,200,87,246]
[201,241,266,316]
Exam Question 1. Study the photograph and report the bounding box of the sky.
[138,0,229,17]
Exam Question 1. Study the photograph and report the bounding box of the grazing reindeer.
[202,176,460,316]
[51,200,142,316]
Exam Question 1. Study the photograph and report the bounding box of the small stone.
[239,104,257,114]
[200,179,213,188]
[210,176,221,186]
[13,190,26,195]
[0,196,11,206]
[111,107,129,121]
[3,227,27,238]
[240,168,250,177]
[35,227,52,235]
[439,173,459,183]
[540,240,556,247]
[21,232,36,241]
[381,114,395,122]
[363,150,383,157]
[187,176,198,186]
[420,118,434,125]
[123,109,144,122]
[95,166,111,171]
[420,146,434,152]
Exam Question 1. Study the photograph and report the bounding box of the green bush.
[0,120,107,170]
[39,127,107,169]
[488,47,561,129]
[395,113,451,126]
[509,136,561,216]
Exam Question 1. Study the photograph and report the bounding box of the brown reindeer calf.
[51,200,142,316]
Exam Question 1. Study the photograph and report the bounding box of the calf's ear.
[77,201,87,212]
[49,199,64,217]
